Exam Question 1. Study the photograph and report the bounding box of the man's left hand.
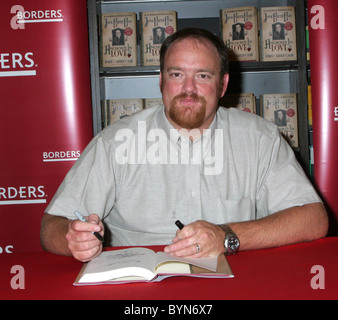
[164,220,225,257]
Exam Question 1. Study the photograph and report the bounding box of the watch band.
[219,224,235,236]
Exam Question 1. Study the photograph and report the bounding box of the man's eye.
[170,72,181,78]
[199,74,210,79]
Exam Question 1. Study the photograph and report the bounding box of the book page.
[78,248,157,283]
[153,254,233,282]
[154,252,217,273]
[155,261,191,274]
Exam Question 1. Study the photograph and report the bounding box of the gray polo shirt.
[45,106,322,246]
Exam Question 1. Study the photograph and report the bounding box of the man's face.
[160,38,228,131]
[277,110,283,120]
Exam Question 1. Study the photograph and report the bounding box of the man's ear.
[220,73,229,98]
[159,72,163,93]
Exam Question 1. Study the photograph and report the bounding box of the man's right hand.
[66,214,104,262]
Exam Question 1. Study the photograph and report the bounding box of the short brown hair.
[160,28,229,78]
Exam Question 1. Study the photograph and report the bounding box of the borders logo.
[43,150,81,162]
[334,107,338,122]
[10,5,64,30]
[0,245,13,254]
[0,185,47,205]
[0,52,36,77]
[2,5,64,78]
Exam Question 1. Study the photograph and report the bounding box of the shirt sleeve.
[256,127,322,218]
[45,134,116,220]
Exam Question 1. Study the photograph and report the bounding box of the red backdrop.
[0,0,93,252]
[307,0,338,232]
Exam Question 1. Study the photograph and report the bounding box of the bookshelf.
[87,0,310,174]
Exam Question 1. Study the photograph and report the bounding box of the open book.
[74,247,234,285]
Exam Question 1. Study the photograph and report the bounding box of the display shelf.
[87,0,310,174]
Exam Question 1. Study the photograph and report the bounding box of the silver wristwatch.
[219,224,240,255]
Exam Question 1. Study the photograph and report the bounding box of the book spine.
[307,85,312,126]
[99,14,103,68]
[139,11,144,66]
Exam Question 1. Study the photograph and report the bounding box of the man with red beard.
[41,28,328,262]
[160,33,227,132]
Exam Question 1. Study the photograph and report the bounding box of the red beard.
[169,92,207,129]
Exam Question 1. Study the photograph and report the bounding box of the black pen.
[74,210,104,242]
[175,220,185,230]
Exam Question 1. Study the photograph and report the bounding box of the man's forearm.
[229,202,328,251]
[40,213,73,256]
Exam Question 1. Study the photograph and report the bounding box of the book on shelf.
[309,129,314,178]
[306,25,310,62]
[144,98,164,109]
[307,85,312,126]
[260,6,297,62]
[140,10,177,66]
[219,93,257,114]
[74,247,234,285]
[100,12,138,67]
[260,93,298,148]
[103,99,144,127]
[220,7,259,62]
[305,5,310,62]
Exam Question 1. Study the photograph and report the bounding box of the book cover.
[261,93,298,148]
[107,99,144,125]
[220,7,259,62]
[219,93,256,113]
[144,98,164,109]
[74,247,234,285]
[140,11,177,66]
[260,6,297,62]
[100,12,137,67]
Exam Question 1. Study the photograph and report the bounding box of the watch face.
[225,236,240,253]
[228,236,239,250]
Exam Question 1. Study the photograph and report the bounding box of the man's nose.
[183,76,197,94]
